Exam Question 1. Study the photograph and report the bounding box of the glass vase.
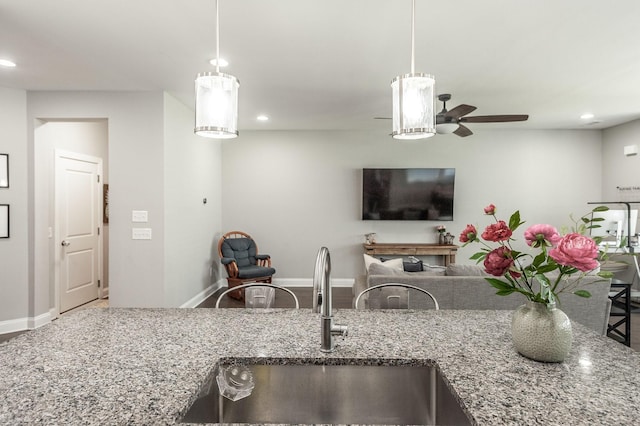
[511,301,572,363]
[438,232,445,245]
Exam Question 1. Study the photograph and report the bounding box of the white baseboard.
[0,310,52,334]
[0,317,29,334]
[180,280,224,308]
[273,278,354,288]
[28,311,52,329]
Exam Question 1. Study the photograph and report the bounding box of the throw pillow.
[368,262,408,276]
[445,263,489,276]
[363,254,404,272]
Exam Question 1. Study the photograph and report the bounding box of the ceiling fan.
[435,93,529,137]
[374,93,529,137]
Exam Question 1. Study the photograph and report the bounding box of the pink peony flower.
[481,220,512,242]
[549,233,599,272]
[484,204,496,215]
[524,224,562,248]
[459,224,477,243]
[484,246,514,276]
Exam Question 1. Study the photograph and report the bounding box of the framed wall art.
[0,204,8,238]
[0,154,8,188]
[103,183,109,224]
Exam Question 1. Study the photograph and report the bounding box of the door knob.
[61,240,71,247]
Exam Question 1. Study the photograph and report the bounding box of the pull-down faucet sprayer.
[313,247,347,352]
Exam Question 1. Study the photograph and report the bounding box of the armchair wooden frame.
[218,231,274,300]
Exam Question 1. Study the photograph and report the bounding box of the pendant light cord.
[410,0,415,74]
[215,0,220,73]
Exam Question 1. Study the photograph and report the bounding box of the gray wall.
[2,85,639,329]
[163,93,223,307]
[221,129,603,281]
[28,91,166,312]
[33,120,109,312]
[0,88,28,326]
[602,120,640,201]
[601,119,640,283]
[26,91,223,315]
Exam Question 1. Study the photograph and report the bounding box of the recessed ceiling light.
[209,58,229,67]
[256,115,269,122]
[580,113,595,120]
[0,59,16,67]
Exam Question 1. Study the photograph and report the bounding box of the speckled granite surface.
[0,308,638,425]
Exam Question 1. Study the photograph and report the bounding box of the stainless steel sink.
[181,359,472,425]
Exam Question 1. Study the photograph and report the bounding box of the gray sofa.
[353,263,612,335]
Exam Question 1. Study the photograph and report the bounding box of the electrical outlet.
[132,210,148,222]
[132,228,152,240]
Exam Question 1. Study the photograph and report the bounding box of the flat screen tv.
[362,168,455,221]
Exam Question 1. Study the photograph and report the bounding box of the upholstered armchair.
[217,231,276,300]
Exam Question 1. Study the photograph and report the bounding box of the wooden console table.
[363,243,459,266]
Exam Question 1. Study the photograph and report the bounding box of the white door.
[55,151,103,313]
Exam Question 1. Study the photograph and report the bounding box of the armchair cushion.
[221,237,258,268]
[221,257,236,265]
[237,265,277,279]
[255,254,270,260]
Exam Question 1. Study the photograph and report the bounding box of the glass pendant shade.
[391,73,436,140]
[194,71,239,139]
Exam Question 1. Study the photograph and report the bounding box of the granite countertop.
[0,307,639,425]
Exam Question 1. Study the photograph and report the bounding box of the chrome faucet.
[313,247,347,352]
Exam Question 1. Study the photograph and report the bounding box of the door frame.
[53,149,104,317]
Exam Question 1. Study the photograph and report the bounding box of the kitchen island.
[0,307,638,425]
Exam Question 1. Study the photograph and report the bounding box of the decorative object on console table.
[511,300,572,362]
[364,233,377,244]
[459,203,613,362]
[436,225,446,244]
[444,232,454,245]
[363,242,458,266]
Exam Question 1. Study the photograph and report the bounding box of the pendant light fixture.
[194,0,239,139]
[391,0,435,140]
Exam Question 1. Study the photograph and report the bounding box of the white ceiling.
[1,0,639,133]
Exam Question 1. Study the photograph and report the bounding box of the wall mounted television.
[362,168,455,221]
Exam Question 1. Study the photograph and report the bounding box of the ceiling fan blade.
[445,104,477,119]
[454,124,473,137]
[460,114,529,123]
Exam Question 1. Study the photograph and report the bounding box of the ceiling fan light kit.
[391,0,436,140]
[194,0,239,139]
[435,122,459,134]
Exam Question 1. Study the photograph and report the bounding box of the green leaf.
[573,290,591,298]
[470,252,486,260]
[532,251,546,267]
[592,206,609,212]
[597,271,614,279]
[590,217,605,222]
[509,210,523,231]
[495,289,517,296]
[535,274,551,287]
[536,264,559,274]
[485,278,513,290]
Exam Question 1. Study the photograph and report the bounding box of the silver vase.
[511,301,572,362]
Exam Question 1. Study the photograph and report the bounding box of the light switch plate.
[132,210,148,222]
[132,228,152,240]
